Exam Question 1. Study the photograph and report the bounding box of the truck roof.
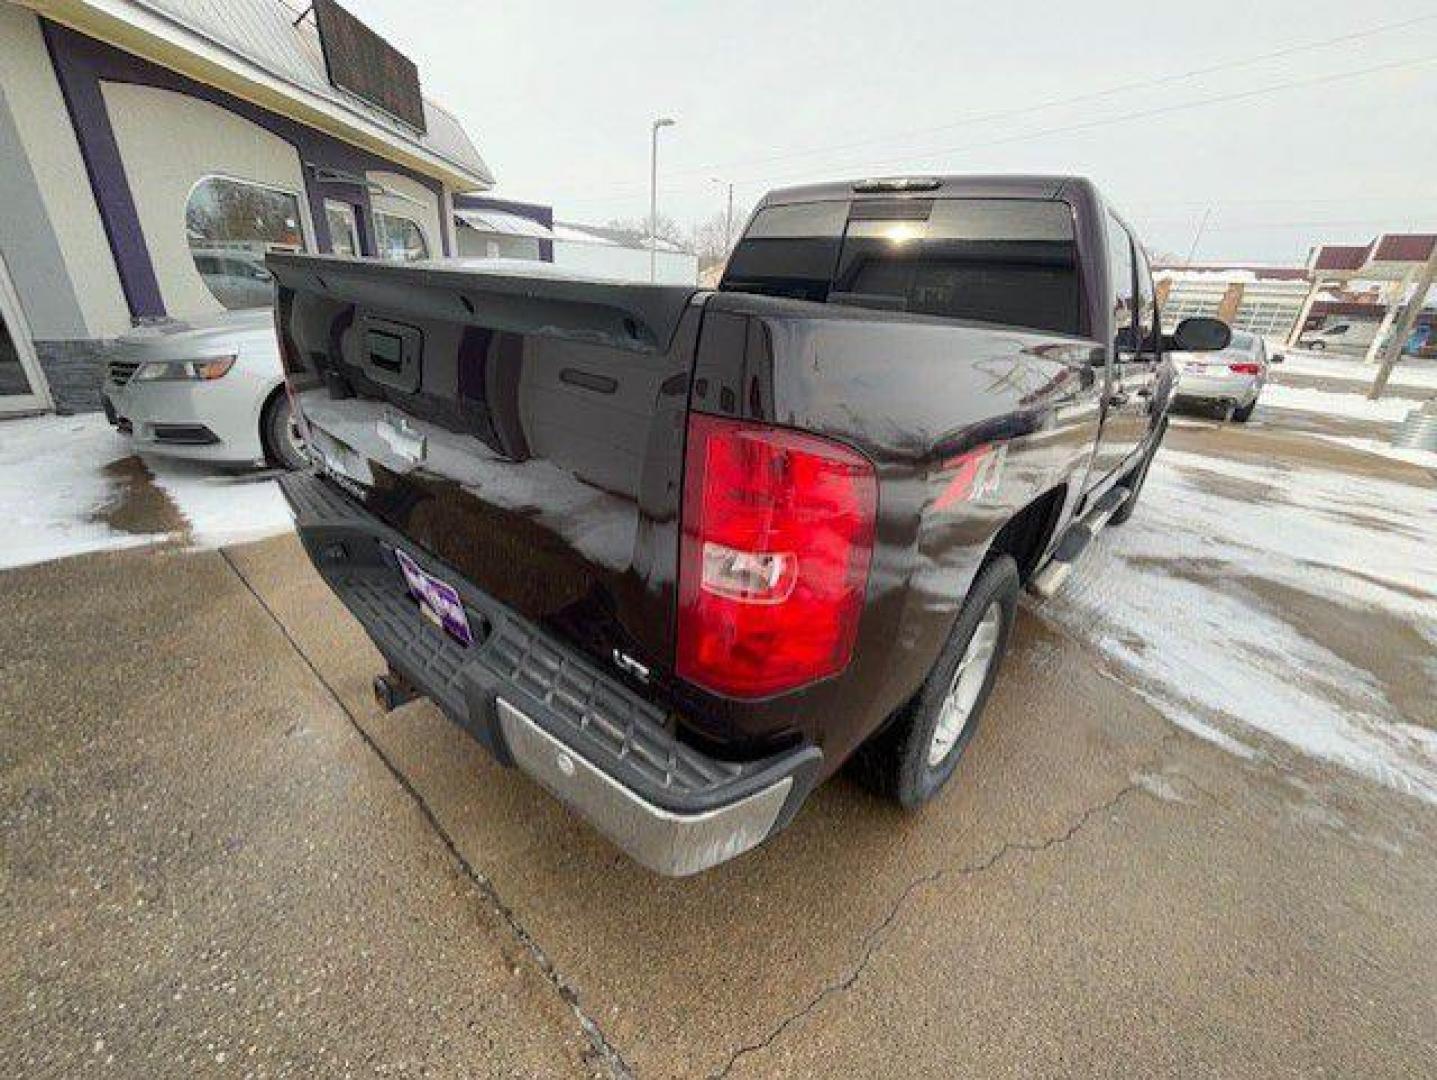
[757,174,1091,207]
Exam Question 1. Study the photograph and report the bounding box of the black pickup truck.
[270,175,1229,875]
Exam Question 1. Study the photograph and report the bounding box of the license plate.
[394,548,473,647]
[1183,362,1207,374]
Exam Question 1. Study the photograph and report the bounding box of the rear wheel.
[1232,398,1257,423]
[261,390,308,471]
[854,555,1019,808]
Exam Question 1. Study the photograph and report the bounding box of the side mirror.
[1173,316,1231,353]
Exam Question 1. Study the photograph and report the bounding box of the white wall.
[553,241,698,285]
[102,81,312,320]
[0,6,129,339]
[455,231,541,260]
[367,170,443,259]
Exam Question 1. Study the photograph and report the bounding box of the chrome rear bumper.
[498,701,795,876]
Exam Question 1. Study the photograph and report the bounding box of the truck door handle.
[1135,386,1153,399]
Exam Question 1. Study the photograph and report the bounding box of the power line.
[558,53,1434,212]
[681,13,1437,180]
[550,14,1437,207]
[781,54,1435,185]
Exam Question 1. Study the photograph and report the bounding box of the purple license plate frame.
[394,548,474,647]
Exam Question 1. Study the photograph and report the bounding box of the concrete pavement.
[0,546,595,1077]
[3,421,1435,1078]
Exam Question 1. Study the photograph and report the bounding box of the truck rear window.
[722,198,1082,336]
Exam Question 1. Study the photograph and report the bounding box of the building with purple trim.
[0,0,491,414]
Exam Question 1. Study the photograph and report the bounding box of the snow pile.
[1046,450,1437,805]
[0,413,292,571]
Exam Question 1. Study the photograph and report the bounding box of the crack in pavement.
[219,549,635,1080]
[708,783,1146,1080]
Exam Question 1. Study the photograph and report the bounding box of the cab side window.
[1134,242,1158,359]
[1105,212,1136,358]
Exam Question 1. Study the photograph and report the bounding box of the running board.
[1027,485,1131,600]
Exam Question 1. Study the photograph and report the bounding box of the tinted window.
[832,200,1080,334]
[723,198,1081,335]
[1106,213,1136,356]
[721,202,847,302]
[1134,241,1158,357]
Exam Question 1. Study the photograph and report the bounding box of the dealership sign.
[313,0,426,133]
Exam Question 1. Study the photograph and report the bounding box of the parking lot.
[3,361,1435,1078]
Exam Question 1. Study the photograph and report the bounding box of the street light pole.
[649,117,675,282]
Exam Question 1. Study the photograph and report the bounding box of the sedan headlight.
[132,356,236,382]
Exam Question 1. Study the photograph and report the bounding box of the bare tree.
[689,206,750,276]
[605,215,689,250]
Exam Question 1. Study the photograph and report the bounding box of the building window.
[1233,299,1304,338]
[325,200,362,257]
[1160,282,1227,331]
[375,212,429,262]
[186,175,305,310]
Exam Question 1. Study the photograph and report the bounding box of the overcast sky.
[352,0,1435,264]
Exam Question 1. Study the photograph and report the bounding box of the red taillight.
[677,414,877,698]
[1228,362,1261,375]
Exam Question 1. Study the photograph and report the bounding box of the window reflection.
[186,176,303,310]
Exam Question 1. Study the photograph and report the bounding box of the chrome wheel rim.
[927,603,1001,767]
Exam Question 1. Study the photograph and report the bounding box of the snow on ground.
[146,458,292,549]
[0,415,155,568]
[1277,349,1437,391]
[0,413,291,571]
[1310,434,1437,472]
[1045,449,1437,805]
[1260,383,1426,424]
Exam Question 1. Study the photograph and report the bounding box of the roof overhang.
[1307,235,1437,283]
[20,0,492,190]
[454,208,556,241]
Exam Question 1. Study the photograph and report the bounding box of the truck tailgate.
[268,255,702,684]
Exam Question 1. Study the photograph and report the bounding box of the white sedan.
[1172,329,1279,423]
[101,308,306,469]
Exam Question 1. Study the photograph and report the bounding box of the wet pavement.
[3,409,1435,1077]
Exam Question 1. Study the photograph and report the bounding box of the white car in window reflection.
[189,249,275,311]
[100,306,307,470]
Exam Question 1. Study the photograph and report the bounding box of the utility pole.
[649,117,675,283]
[1369,252,1435,400]
[1184,208,1212,267]
[717,179,734,251]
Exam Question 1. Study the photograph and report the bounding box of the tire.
[853,555,1019,809]
[261,390,308,471]
[1109,420,1164,526]
[1231,398,1256,423]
